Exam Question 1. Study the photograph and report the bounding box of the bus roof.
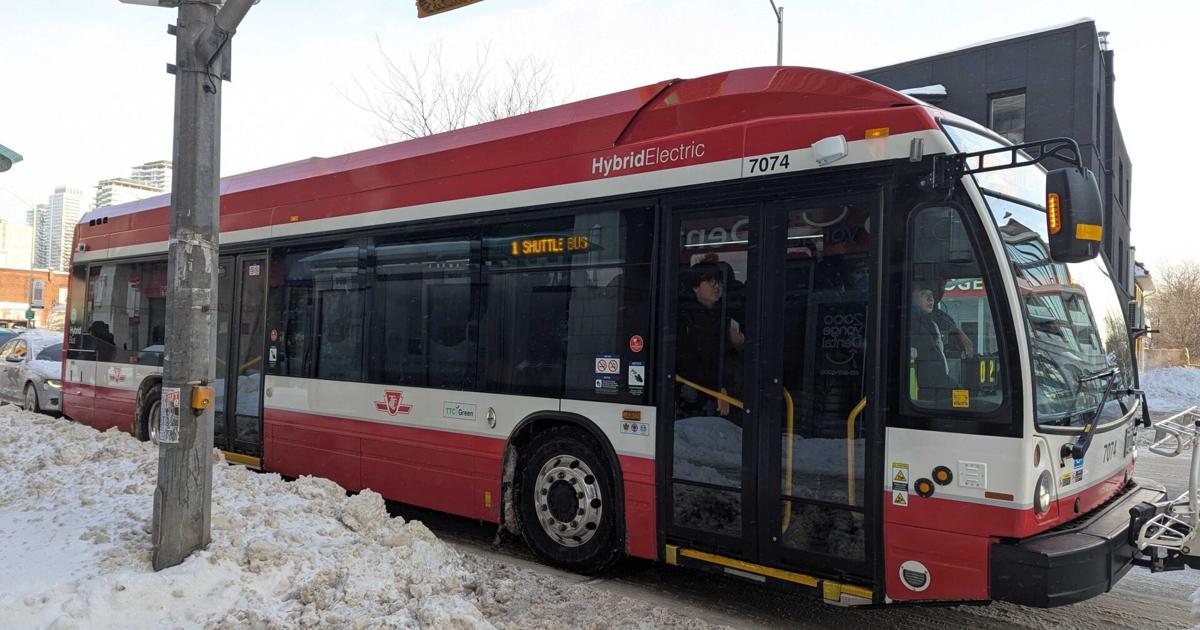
[76,66,938,256]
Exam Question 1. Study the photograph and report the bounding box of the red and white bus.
[62,66,1167,606]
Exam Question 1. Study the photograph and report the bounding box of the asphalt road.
[389,449,1198,629]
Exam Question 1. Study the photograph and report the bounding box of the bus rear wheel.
[140,383,161,443]
[517,426,621,573]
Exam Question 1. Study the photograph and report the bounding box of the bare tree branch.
[342,38,558,143]
[1146,260,1200,358]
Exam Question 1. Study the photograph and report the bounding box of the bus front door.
[214,254,267,463]
[760,194,876,582]
[665,191,878,586]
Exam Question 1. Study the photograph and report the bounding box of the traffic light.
[416,0,482,18]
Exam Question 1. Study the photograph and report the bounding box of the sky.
[1,0,1197,271]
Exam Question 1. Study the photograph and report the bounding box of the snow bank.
[1142,367,1200,414]
[0,405,725,630]
[0,406,489,629]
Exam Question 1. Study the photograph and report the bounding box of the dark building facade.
[859,19,1134,300]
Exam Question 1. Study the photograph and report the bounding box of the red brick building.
[0,267,70,330]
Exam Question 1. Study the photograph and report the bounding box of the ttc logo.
[374,390,413,416]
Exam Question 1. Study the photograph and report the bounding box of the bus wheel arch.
[134,377,162,442]
[503,412,625,573]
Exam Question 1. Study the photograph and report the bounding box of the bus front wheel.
[517,426,621,573]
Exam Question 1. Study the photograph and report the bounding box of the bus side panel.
[63,359,95,425]
[884,521,990,602]
[263,408,506,523]
[263,409,364,492]
[91,384,138,435]
[618,454,656,560]
[358,422,505,523]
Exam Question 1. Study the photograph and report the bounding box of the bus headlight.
[1035,470,1053,514]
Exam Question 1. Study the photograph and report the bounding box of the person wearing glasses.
[676,259,746,420]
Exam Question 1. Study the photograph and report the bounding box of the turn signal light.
[1047,193,1062,235]
[865,127,890,139]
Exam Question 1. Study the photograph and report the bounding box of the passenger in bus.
[909,286,952,401]
[676,260,745,421]
[88,320,116,362]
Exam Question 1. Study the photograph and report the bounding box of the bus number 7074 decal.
[746,153,791,175]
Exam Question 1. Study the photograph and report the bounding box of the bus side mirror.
[1046,167,1103,263]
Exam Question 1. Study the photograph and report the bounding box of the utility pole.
[119,0,255,571]
[769,1,783,65]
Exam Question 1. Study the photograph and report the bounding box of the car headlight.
[1035,470,1053,514]
[46,379,61,389]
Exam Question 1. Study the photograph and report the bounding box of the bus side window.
[904,206,1003,414]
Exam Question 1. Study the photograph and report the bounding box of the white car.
[0,330,63,414]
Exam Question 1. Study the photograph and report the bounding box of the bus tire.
[516,426,621,573]
[140,383,161,443]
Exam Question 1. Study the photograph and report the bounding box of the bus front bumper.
[988,478,1167,607]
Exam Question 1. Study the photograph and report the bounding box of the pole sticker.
[159,386,181,444]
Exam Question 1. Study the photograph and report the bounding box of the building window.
[31,280,45,308]
[1119,161,1126,206]
[989,91,1026,144]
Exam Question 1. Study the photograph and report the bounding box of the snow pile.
[1193,585,1199,626]
[0,405,726,630]
[1142,367,1200,414]
[0,406,488,629]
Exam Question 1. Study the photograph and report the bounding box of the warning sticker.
[891,463,910,493]
[628,362,645,396]
[159,386,181,444]
[952,389,970,408]
[595,355,621,374]
[892,491,909,507]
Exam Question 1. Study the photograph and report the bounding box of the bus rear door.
[214,253,267,465]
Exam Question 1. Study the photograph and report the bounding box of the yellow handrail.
[781,388,794,533]
[847,397,867,505]
[675,375,798,534]
[673,374,744,409]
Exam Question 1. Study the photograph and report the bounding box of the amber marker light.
[932,466,953,486]
[865,127,890,139]
[1047,193,1062,234]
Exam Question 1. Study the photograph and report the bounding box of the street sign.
[416,0,482,18]
[25,310,35,320]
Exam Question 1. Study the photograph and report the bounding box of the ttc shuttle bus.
[61,67,1170,606]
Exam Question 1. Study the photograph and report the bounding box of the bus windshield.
[943,122,1136,428]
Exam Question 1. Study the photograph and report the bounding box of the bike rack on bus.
[1132,406,1200,572]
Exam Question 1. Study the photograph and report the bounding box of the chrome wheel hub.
[148,400,161,443]
[534,454,602,547]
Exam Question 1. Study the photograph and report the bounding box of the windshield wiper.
[1078,366,1120,384]
[1061,367,1122,462]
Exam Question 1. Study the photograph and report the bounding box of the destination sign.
[509,234,591,257]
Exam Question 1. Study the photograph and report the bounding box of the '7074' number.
[747,153,791,174]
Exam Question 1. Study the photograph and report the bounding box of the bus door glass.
[767,195,874,575]
[214,254,267,457]
[668,209,757,550]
